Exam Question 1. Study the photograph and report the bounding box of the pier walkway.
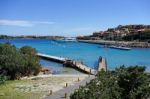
[37,53,96,75]
[45,75,95,99]
[37,53,66,63]
[98,56,107,71]
[65,60,96,75]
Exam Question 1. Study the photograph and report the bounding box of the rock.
[40,68,51,74]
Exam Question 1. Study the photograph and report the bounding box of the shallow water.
[0,39,150,72]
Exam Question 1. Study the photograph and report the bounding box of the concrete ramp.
[98,57,107,71]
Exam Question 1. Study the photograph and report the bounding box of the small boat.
[108,45,131,50]
[64,37,77,42]
[58,37,77,42]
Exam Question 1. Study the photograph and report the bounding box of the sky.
[0,0,150,36]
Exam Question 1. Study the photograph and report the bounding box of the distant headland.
[0,35,65,40]
[0,24,150,48]
[77,24,150,48]
[77,24,150,42]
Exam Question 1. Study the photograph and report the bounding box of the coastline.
[1,38,150,48]
[78,40,150,48]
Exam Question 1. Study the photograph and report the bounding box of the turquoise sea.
[0,39,150,73]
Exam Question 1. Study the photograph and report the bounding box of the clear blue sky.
[0,0,150,36]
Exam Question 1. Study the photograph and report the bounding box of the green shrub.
[70,66,150,99]
[0,43,41,80]
[0,75,7,85]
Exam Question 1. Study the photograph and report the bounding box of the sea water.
[0,39,150,73]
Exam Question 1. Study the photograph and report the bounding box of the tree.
[20,46,41,75]
[20,46,37,55]
[71,70,122,99]
[70,66,150,99]
[115,66,150,99]
[0,43,25,79]
[0,43,41,80]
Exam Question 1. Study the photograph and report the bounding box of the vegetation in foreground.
[0,79,45,99]
[71,66,150,99]
[0,75,86,99]
[0,43,41,80]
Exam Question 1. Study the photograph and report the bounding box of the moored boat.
[108,45,131,50]
[59,37,77,42]
[65,37,76,41]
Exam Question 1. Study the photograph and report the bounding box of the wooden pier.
[37,53,96,75]
[37,53,66,63]
[64,60,96,75]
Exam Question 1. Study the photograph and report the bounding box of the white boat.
[63,37,77,42]
[109,45,131,50]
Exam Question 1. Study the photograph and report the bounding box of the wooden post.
[49,90,52,95]
[65,83,68,87]
[64,93,68,98]
[90,69,91,73]
[78,77,80,82]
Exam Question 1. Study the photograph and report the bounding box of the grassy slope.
[0,80,44,99]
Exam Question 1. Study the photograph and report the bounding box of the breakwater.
[78,40,150,48]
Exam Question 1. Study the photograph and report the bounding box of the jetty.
[64,60,96,75]
[37,53,66,63]
[37,53,96,75]
[98,56,107,71]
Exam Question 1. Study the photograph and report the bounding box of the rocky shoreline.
[78,40,150,48]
